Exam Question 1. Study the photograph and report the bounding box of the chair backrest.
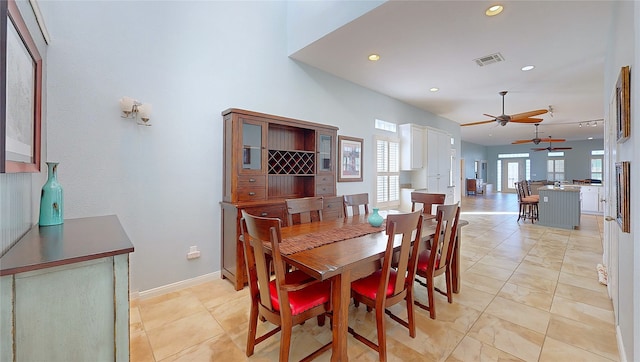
[285,196,323,225]
[379,210,423,299]
[515,181,529,202]
[240,211,290,315]
[343,193,369,217]
[425,203,460,274]
[410,192,446,215]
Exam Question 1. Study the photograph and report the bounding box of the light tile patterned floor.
[130,193,619,361]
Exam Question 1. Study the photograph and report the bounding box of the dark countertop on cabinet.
[0,215,134,276]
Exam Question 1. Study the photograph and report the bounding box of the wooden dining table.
[276,212,468,361]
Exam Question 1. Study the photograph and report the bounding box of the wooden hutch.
[220,108,340,290]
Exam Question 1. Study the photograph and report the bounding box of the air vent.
[474,53,504,67]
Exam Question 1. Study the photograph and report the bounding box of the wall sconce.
[119,96,152,126]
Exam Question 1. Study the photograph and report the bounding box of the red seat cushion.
[417,249,440,271]
[351,270,401,300]
[268,270,330,315]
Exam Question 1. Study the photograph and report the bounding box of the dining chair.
[414,203,460,319]
[285,196,324,225]
[343,193,370,217]
[410,192,446,215]
[348,210,423,362]
[240,211,332,361]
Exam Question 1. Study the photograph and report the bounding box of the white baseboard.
[131,271,221,301]
[616,324,627,362]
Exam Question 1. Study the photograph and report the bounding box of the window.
[547,158,565,181]
[375,137,400,208]
[374,118,397,133]
[591,150,604,181]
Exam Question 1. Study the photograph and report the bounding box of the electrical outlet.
[187,246,201,260]
[543,196,548,202]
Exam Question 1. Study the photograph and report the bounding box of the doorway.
[500,158,526,193]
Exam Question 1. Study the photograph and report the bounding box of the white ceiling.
[290,0,613,146]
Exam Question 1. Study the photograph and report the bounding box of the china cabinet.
[221,108,339,290]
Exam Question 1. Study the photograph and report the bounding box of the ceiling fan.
[512,124,566,145]
[461,91,548,127]
[531,138,572,152]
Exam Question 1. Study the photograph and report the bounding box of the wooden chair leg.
[246,302,259,356]
[376,307,387,362]
[279,317,293,362]
[445,269,453,303]
[317,313,326,326]
[406,292,416,338]
[427,276,436,319]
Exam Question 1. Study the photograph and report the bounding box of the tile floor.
[130,192,619,361]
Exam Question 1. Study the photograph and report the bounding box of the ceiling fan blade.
[511,139,533,144]
[539,138,566,143]
[531,148,546,151]
[483,113,499,119]
[511,118,544,124]
[510,110,548,120]
[551,147,573,150]
[460,119,495,127]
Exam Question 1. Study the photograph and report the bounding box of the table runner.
[279,221,386,255]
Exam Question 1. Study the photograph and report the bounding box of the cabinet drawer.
[237,188,266,201]
[238,175,266,187]
[316,183,335,196]
[243,205,285,219]
[316,175,334,185]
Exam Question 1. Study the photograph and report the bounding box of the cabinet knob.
[249,178,256,182]
[248,192,256,196]
[260,212,268,216]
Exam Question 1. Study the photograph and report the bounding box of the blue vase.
[368,208,383,227]
[39,162,64,226]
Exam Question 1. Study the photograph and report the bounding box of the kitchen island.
[538,185,581,229]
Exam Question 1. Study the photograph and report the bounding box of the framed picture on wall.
[616,65,630,144]
[615,161,630,233]
[1,0,42,173]
[337,135,363,182]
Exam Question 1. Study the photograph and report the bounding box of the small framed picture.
[615,161,630,233]
[337,135,363,182]
[616,66,630,143]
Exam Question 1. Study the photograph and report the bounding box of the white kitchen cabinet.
[399,124,423,170]
[580,185,604,214]
[425,128,451,178]
[424,128,452,196]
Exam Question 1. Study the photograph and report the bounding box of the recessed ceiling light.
[485,5,503,16]
[588,137,594,140]
[429,87,439,92]
[368,54,380,61]
[521,65,535,71]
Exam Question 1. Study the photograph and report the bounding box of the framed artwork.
[616,65,630,143]
[337,135,363,182]
[615,161,630,233]
[1,0,42,173]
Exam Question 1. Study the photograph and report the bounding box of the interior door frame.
[605,89,618,321]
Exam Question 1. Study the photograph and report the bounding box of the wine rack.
[268,150,315,174]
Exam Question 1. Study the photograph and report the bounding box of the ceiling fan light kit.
[461,91,548,127]
[531,137,573,152]
[512,124,566,145]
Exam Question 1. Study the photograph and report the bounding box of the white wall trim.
[617,324,627,362]
[131,271,220,301]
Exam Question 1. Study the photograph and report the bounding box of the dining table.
[275,211,468,361]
